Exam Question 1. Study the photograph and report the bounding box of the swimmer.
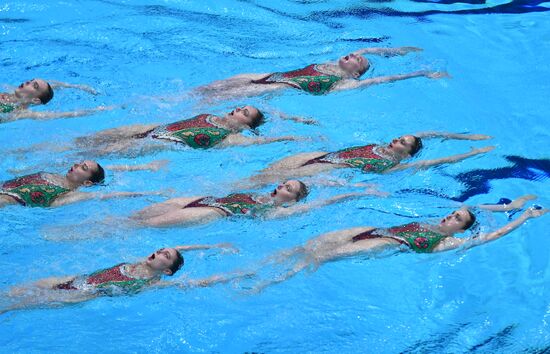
[18,106,303,157]
[0,160,166,208]
[0,78,110,123]
[246,195,548,291]
[194,46,447,101]
[1,244,239,314]
[241,131,494,188]
[131,180,383,227]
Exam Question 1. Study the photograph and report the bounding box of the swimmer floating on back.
[0,160,166,208]
[195,47,447,101]
[241,131,494,188]
[1,243,239,314]
[17,106,304,157]
[244,195,548,292]
[0,78,111,123]
[131,180,384,228]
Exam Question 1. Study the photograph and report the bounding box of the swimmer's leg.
[130,197,205,220]
[137,207,224,228]
[74,124,158,146]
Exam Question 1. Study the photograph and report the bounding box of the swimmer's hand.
[391,46,423,56]
[145,159,170,172]
[424,71,450,79]
[470,146,495,155]
[461,134,492,141]
[522,207,549,219]
[215,242,240,254]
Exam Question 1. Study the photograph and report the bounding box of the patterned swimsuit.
[0,94,17,114]
[185,193,268,216]
[352,223,448,253]
[146,114,231,149]
[252,64,343,95]
[0,173,71,207]
[54,263,153,295]
[302,145,398,173]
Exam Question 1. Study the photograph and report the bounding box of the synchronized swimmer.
[244,196,548,292]
[131,180,384,227]
[195,46,447,101]
[28,106,304,157]
[0,160,165,208]
[0,78,110,123]
[242,132,494,188]
[2,243,239,314]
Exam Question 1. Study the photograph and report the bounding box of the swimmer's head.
[271,180,309,204]
[14,78,54,105]
[146,248,184,276]
[338,53,369,78]
[66,160,105,186]
[439,208,476,234]
[388,135,422,158]
[227,105,264,130]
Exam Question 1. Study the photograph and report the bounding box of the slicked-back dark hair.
[38,83,54,104]
[462,210,477,230]
[89,163,105,184]
[410,136,423,157]
[168,250,184,275]
[296,181,309,202]
[248,109,265,130]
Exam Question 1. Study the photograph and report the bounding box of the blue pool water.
[1,1,549,352]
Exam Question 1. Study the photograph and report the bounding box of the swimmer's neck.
[214,115,247,132]
[315,63,354,79]
[128,262,163,279]
[376,145,408,162]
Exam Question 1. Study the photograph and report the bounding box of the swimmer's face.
[14,78,50,104]
[66,160,99,186]
[439,208,473,234]
[228,105,261,128]
[388,135,417,157]
[146,248,180,274]
[338,53,369,78]
[271,180,302,204]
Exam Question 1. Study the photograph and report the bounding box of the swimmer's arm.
[475,195,537,212]
[435,208,549,252]
[220,134,305,147]
[106,159,169,172]
[414,131,492,141]
[353,46,423,57]
[387,146,495,172]
[264,107,319,125]
[333,70,449,91]
[174,243,238,253]
[8,105,114,121]
[267,191,380,219]
[48,80,99,95]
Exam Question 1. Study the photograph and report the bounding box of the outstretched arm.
[48,80,99,95]
[220,134,306,147]
[334,70,449,91]
[8,105,114,122]
[174,243,238,253]
[389,146,495,172]
[434,208,548,252]
[267,190,385,219]
[263,107,319,126]
[353,46,422,57]
[106,159,169,172]
[414,131,492,141]
[476,195,537,212]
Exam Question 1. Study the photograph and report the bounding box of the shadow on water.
[398,156,550,202]
[400,323,543,353]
